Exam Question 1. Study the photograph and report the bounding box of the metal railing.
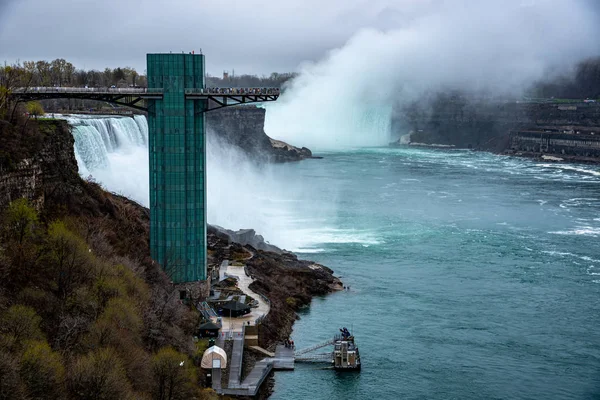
[294,338,335,355]
[198,301,218,321]
[296,352,331,362]
[185,87,280,95]
[12,87,158,94]
[12,86,280,95]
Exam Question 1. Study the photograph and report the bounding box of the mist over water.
[67,115,359,251]
[205,133,341,251]
[265,0,600,150]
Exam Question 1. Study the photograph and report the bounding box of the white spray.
[67,115,343,251]
[265,0,600,151]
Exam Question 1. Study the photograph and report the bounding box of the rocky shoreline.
[502,150,600,165]
[207,224,343,348]
[210,224,343,398]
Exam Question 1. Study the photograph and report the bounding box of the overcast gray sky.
[0,0,440,75]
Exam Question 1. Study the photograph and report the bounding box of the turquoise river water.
[67,115,600,399]
[269,147,600,400]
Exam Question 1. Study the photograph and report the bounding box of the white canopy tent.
[201,346,227,369]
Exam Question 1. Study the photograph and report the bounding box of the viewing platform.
[10,86,280,111]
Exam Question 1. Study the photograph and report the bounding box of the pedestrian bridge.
[11,86,280,111]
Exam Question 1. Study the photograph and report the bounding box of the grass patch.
[232,250,250,261]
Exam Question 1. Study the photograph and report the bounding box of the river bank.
[207,225,343,347]
[394,137,600,166]
[392,100,600,165]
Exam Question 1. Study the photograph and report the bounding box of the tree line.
[3,55,599,98]
[3,59,146,88]
[2,58,296,90]
[1,59,296,114]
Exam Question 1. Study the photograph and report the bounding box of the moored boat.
[332,329,361,371]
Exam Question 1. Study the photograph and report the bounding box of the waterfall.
[67,115,150,205]
[64,114,338,251]
[69,115,148,155]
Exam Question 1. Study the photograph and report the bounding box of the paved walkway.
[241,358,273,393]
[211,257,276,396]
[228,336,245,389]
[218,262,270,333]
[211,367,222,391]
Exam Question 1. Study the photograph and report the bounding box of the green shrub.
[2,199,38,244]
[20,340,65,399]
[68,348,133,400]
[285,297,297,308]
[0,305,44,349]
[151,347,197,400]
[87,297,143,349]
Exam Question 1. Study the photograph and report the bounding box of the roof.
[198,321,221,330]
[221,300,251,311]
[201,346,227,369]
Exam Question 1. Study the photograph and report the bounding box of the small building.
[219,300,251,318]
[201,346,227,369]
[198,321,221,338]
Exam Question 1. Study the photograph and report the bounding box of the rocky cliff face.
[0,120,82,211]
[394,101,600,152]
[209,225,283,254]
[206,106,313,162]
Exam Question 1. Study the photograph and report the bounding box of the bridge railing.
[185,88,280,95]
[11,87,159,94]
[11,87,280,96]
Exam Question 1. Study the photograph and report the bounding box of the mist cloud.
[0,0,431,74]
[265,0,600,150]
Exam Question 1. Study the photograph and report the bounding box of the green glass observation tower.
[147,53,207,283]
[9,52,280,288]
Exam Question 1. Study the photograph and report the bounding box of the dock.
[228,336,245,388]
[273,345,295,370]
[214,341,296,396]
[210,330,343,396]
[205,259,337,397]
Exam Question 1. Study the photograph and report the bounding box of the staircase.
[295,338,335,355]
